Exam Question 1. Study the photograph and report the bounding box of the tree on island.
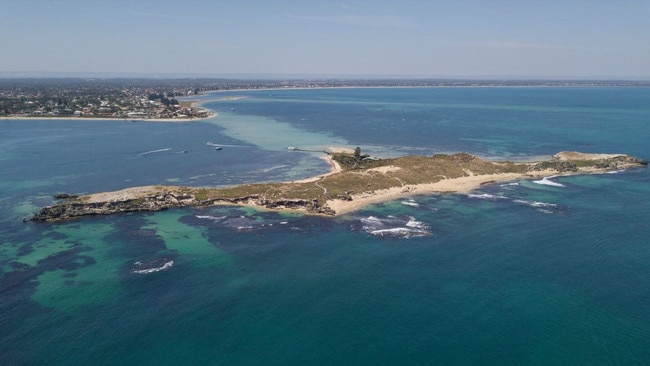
[353,146,362,168]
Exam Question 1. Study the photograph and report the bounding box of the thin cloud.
[286,13,419,29]
[135,12,190,20]
[475,41,595,51]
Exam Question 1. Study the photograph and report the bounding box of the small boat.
[215,146,223,151]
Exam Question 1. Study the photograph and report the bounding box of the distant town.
[1,78,649,120]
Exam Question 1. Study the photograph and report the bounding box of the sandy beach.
[325,172,525,216]
[290,147,349,183]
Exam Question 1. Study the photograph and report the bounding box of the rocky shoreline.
[30,151,647,222]
[31,190,335,222]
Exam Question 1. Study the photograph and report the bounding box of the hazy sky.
[2,0,649,78]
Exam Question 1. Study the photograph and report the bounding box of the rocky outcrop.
[259,198,335,215]
[31,191,336,222]
[591,155,648,169]
[53,193,79,200]
[528,153,646,173]
[527,160,578,173]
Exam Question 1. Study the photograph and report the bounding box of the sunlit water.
[1,87,649,365]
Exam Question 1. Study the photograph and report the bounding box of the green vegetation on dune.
[32,152,647,221]
[192,152,533,205]
[176,151,645,207]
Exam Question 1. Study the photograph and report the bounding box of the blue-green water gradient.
[1,87,649,365]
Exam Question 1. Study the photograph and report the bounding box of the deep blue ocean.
[1,87,649,365]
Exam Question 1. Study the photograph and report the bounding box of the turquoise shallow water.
[1,87,650,365]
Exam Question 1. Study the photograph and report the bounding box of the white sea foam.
[361,216,384,226]
[467,193,508,200]
[132,260,173,274]
[360,215,431,238]
[370,228,413,237]
[195,215,226,221]
[513,199,557,208]
[401,199,419,207]
[530,201,557,208]
[405,216,427,229]
[533,177,565,187]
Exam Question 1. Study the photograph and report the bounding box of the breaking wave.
[131,258,174,274]
[358,215,431,238]
[513,199,562,214]
[533,177,565,187]
[401,199,419,207]
[196,215,257,231]
[195,215,226,221]
[465,189,565,214]
[513,199,557,208]
[195,213,296,231]
[467,193,508,200]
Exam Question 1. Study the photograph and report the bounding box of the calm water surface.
[1,87,649,365]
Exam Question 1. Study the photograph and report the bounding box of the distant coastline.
[0,101,216,123]
[3,78,650,123]
[0,113,216,123]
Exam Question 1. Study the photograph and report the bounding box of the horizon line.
[1,71,649,81]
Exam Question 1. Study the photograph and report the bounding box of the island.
[30,149,646,222]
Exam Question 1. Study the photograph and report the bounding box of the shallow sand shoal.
[288,147,348,183]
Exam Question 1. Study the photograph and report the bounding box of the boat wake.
[138,147,172,156]
[260,164,289,173]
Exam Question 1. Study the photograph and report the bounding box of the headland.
[30,150,647,222]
